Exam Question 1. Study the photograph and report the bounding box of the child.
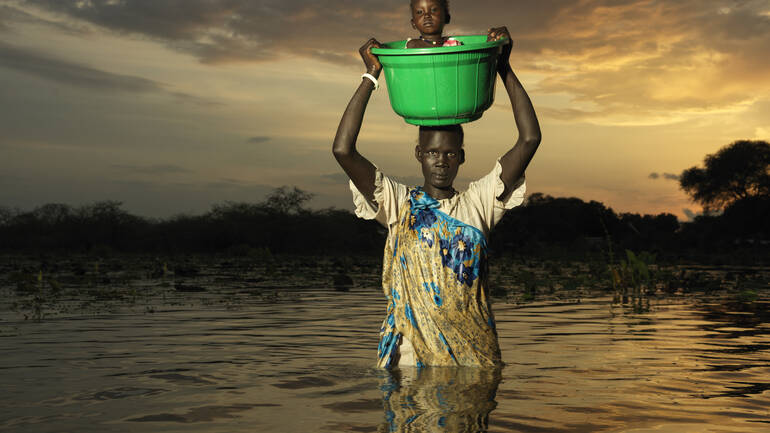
[405,0,463,48]
[333,26,540,368]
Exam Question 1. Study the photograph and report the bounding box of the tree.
[32,203,73,225]
[680,140,770,211]
[263,186,314,215]
[0,206,17,226]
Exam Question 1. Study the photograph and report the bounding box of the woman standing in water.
[332,23,541,368]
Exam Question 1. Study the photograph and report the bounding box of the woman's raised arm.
[332,38,383,204]
[488,27,542,199]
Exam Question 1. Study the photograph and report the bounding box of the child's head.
[410,0,450,38]
[415,125,465,190]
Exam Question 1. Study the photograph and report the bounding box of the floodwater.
[1,288,769,432]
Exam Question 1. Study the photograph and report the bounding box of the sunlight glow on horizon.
[1,0,768,219]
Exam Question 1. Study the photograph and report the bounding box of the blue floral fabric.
[376,187,501,368]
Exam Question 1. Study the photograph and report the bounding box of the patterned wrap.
[377,187,501,368]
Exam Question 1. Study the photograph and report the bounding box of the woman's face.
[415,129,464,191]
[410,0,447,37]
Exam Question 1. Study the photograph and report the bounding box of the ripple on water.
[0,289,768,432]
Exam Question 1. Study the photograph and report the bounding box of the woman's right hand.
[359,38,383,77]
[487,26,512,71]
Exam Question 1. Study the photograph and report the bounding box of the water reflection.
[378,367,501,433]
[1,288,768,432]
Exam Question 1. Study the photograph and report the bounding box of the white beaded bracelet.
[361,73,379,90]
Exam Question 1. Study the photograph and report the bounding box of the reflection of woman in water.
[378,367,502,432]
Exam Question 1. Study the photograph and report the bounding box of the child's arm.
[332,38,382,204]
[488,27,542,199]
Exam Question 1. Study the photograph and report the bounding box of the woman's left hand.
[487,26,512,69]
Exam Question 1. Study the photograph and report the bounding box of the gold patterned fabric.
[376,187,501,368]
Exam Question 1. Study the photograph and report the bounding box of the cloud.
[319,173,349,184]
[247,136,271,144]
[662,173,679,180]
[0,41,219,106]
[110,164,191,175]
[0,3,89,35]
[649,172,680,181]
[168,91,224,107]
[18,0,770,124]
[528,1,770,121]
[0,41,161,92]
[22,0,411,65]
[754,126,770,140]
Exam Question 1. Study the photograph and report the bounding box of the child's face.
[410,0,447,37]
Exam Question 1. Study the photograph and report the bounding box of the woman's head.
[415,125,465,192]
[410,0,450,37]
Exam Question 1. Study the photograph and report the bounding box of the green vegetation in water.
[0,253,385,320]
[609,249,656,313]
[1,251,767,321]
[9,270,59,321]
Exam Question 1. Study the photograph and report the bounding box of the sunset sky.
[1,0,769,220]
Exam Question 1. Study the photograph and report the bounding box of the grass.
[0,252,767,321]
[0,253,384,320]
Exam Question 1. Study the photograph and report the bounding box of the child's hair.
[410,0,451,21]
[410,0,449,8]
[419,124,464,147]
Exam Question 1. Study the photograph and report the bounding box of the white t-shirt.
[350,160,526,237]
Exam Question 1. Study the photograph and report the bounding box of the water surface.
[1,287,768,432]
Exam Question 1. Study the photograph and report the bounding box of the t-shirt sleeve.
[349,169,408,227]
[465,159,526,231]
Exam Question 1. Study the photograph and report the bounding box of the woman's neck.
[422,183,456,200]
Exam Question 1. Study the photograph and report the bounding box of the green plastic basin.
[371,35,508,126]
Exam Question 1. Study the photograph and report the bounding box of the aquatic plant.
[10,270,57,320]
[609,249,657,312]
[737,289,758,303]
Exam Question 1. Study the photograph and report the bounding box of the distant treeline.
[490,193,769,263]
[1,187,768,263]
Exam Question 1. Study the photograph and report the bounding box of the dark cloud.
[20,0,770,64]
[649,172,680,181]
[319,173,349,184]
[13,0,770,122]
[0,41,161,92]
[206,178,254,189]
[247,136,271,144]
[662,173,679,180]
[22,0,412,65]
[169,91,224,107]
[110,164,191,175]
[0,3,89,35]
[17,0,581,65]
[0,41,219,105]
